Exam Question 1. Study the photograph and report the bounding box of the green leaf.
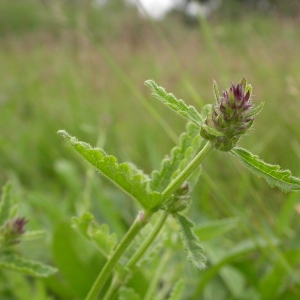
[175,213,206,271]
[245,102,264,118]
[0,254,57,277]
[145,80,203,126]
[58,130,162,211]
[118,287,141,300]
[168,279,185,300]
[0,182,12,227]
[72,212,117,257]
[201,124,224,137]
[150,122,204,193]
[231,147,300,192]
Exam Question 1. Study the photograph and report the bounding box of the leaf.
[231,147,300,192]
[145,80,204,126]
[21,230,46,241]
[72,212,117,257]
[175,213,207,271]
[0,254,57,277]
[168,279,185,300]
[118,287,141,300]
[0,182,12,227]
[201,124,224,137]
[58,130,162,211]
[150,122,204,193]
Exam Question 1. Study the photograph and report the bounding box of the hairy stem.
[85,211,152,300]
[162,141,214,200]
[103,211,169,300]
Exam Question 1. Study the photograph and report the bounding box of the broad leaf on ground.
[58,130,162,211]
[231,147,300,192]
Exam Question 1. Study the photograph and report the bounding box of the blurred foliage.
[1,0,300,299]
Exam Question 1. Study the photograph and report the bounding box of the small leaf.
[72,212,117,257]
[168,279,185,300]
[201,124,224,137]
[118,287,141,300]
[213,80,220,103]
[175,213,206,270]
[58,130,162,211]
[0,182,12,227]
[145,80,203,126]
[22,230,46,241]
[231,147,300,192]
[245,102,264,118]
[0,254,57,277]
[150,122,204,193]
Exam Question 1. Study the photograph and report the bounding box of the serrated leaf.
[145,80,203,126]
[72,212,117,257]
[168,279,185,300]
[231,147,300,192]
[0,182,12,227]
[58,130,162,211]
[175,213,206,270]
[118,287,141,300]
[150,122,203,193]
[0,254,57,277]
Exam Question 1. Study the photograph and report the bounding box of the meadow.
[1,1,300,299]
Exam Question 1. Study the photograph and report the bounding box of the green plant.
[0,183,57,297]
[58,77,300,300]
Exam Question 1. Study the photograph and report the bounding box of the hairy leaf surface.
[145,80,203,125]
[0,254,57,277]
[231,147,300,192]
[150,122,203,193]
[58,130,162,210]
[72,212,117,257]
[175,213,206,270]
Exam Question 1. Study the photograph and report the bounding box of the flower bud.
[200,77,263,151]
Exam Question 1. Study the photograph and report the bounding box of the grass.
[1,1,300,299]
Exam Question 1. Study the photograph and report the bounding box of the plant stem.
[87,141,214,300]
[85,211,152,300]
[103,211,169,300]
[143,251,170,300]
[162,141,214,200]
[127,210,168,269]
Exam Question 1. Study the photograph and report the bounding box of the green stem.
[85,211,152,300]
[87,141,214,300]
[103,211,169,300]
[162,141,214,200]
[143,252,170,300]
[127,210,168,269]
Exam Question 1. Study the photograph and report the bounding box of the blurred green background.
[1,0,300,299]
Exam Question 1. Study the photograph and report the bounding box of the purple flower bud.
[200,77,264,151]
[1,217,27,246]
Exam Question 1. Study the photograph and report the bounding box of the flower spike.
[200,77,264,151]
